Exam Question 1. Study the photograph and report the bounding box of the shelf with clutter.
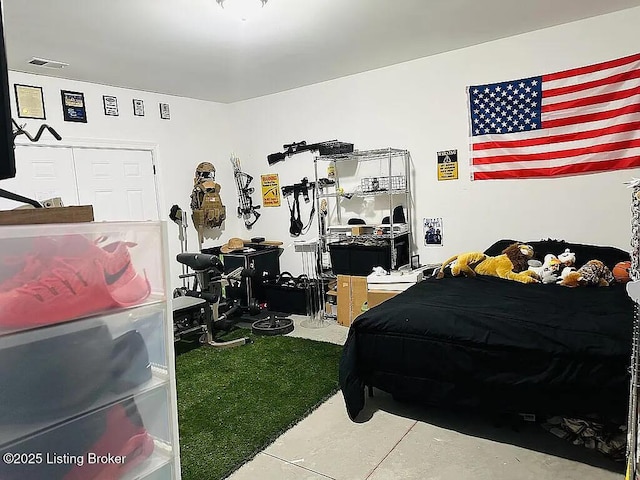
[314,147,413,277]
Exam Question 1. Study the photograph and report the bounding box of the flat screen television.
[0,2,15,181]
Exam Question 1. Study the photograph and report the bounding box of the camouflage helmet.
[196,162,215,173]
[195,162,215,181]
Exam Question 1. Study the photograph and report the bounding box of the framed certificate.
[61,90,87,123]
[159,103,170,120]
[133,99,145,117]
[103,95,119,116]
[15,84,45,119]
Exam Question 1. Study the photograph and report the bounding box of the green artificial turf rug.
[175,332,343,480]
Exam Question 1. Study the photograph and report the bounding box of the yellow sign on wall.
[437,150,458,181]
[261,174,281,207]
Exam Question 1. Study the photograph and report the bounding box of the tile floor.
[227,316,624,480]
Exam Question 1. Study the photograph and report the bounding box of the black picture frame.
[159,102,170,120]
[15,84,46,120]
[61,90,87,123]
[103,95,118,116]
[133,99,144,117]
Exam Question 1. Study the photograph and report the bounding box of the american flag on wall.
[468,53,640,180]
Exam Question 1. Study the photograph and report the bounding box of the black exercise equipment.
[221,246,281,309]
[173,252,251,348]
[251,316,294,336]
[169,204,189,289]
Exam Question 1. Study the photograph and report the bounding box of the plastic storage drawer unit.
[0,221,180,480]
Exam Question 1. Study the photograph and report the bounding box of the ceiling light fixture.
[216,0,268,21]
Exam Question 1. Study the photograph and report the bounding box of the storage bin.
[0,385,174,480]
[0,305,168,443]
[329,234,410,276]
[0,222,167,336]
[0,221,180,479]
[262,273,320,315]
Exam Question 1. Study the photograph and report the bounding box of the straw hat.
[220,237,245,254]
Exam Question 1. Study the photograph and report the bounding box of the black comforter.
[339,240,633,421]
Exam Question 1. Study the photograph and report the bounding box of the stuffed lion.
[436,243,540,284]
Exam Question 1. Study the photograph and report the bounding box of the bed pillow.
[484,238,629,270]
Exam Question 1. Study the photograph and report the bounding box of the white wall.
[228,6,640,274]
[7,6,640,280]
[7,71,239,289]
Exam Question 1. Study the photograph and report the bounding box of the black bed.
[339,239,634,422]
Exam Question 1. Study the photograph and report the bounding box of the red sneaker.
[0,235,105,292]
[100,241,152,305]
[63,402,155,480]
[0,239,151,329]
[0,253,49,292]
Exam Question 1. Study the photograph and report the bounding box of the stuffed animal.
[560,266,577,281]
[539,268,560,284]
[436,243,539,284]
[528,254,559,275]
[437,251,486,278]
[558,248,576,267]
[557,260,614,287]
[528,254,561,284]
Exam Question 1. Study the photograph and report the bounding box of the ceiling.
[4,0,640,103]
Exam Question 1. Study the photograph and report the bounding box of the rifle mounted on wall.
[267,140,354,165]
[282,177,316,237]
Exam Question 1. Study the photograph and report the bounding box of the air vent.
[28,57,68,69]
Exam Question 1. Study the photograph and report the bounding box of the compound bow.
[230,155,261,228]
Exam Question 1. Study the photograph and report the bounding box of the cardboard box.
[351,226,374,236]
[337,275,368,326]
[367,290,401,308]
[350,276,368,322]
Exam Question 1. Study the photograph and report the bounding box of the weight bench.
[173,252,250,349]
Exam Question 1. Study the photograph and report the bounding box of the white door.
[0,146,79,211]
[72,148,159,221]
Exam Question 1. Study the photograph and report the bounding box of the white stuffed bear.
[528,254,560,276]
[540,267,561,284]
[528,254,562,284]
[558,249,576,267]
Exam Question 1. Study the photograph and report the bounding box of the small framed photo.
[103,95,119,116]
[133,99,145,117]
[15,84,46,119]
[159,103,170,120]
[61,90,87,123]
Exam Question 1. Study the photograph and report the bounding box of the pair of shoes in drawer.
[64,400,155,480]
[0,323,152,426]
[0,322,113,425]
[0,401,154,480]
[0,235,151,329]
[110,330,153,394]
